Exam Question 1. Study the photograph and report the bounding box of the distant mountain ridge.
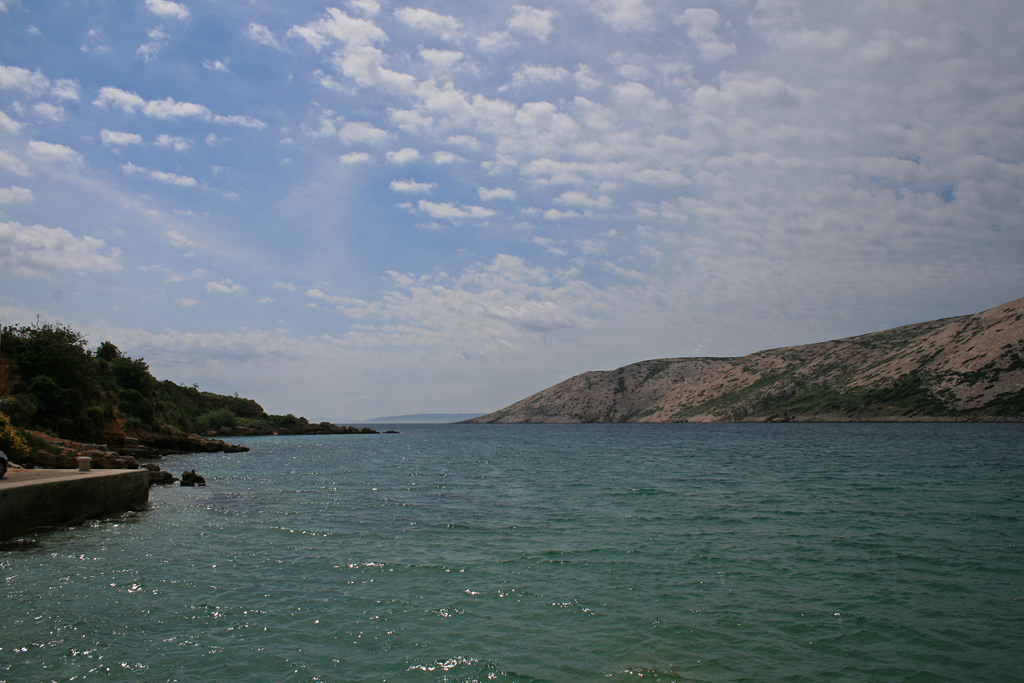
[363,413,485,424]
[466,296,1024,423]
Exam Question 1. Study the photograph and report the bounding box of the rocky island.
[466,296,1024,423]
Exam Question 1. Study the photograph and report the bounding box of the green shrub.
[118,388,155,428]
[0,411,31,461]
[195,408,238,432]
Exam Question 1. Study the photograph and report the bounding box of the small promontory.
[0,322,381,470]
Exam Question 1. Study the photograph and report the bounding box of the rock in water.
[181,469,206,487]
[148,468,177,485]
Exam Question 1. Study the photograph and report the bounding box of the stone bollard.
[77,456,92,473]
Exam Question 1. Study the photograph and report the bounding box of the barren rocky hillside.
[467,296,1024,423]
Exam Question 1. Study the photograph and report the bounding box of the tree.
[1,322,94,390]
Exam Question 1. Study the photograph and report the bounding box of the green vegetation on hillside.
[0,321,330,442]
[0,411,31,460]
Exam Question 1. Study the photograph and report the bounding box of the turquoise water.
[2,424,1022,682]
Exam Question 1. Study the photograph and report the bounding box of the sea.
[2,423,1022,683]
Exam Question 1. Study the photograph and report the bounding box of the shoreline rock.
[206,423,383,437]
[9,425,392,485]
[180,469,206,487]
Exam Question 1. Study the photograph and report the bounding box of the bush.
[118,388,155,428]
[0,394,37,427]
[0,411,31,461]
[195,408,238,432]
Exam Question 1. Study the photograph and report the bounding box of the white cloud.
[137,26,170,61]
[544,208,580,220]
[479,187,517,201]
[602,260,646,280]
[155,134,190,151]
[93,87,265,127]
[0,186,32,203]
[376,254,586,335]
[204,59,230,73]
[511,64,570,88]
[209,114,265,129]
[142,96,209,119]
[334,45,419,94]
[573,65,602,90]
[771,27,851,54]
[386,147,421,164]
[589,0,654,31]
[339,121,390,144]
[350,0,380,17]
[27,140,83,164]
[340,152,371,163]
[417,200,496,220]
[676,8,736,61]
[555,191,612,209]
[394,8,463,42]
[93,86,146,112]
[299,255,590,347]
[0,220,122,276]
[633,169,688,186]
[32,102,64,121]
[389,108,434,133]
[478,31,515,53]
[433,151,464,164]
[0,64,49,97]
[151,170,198,187]
[145,0,190,21]
[0,67,77,102]
[692,71,814,113]
[50,79,80,101]
[81,28,111,55]
[614,81,671,112]
[121,162,197,187]
[509,5,556,43]
[205,279,247,295]
[419,48,466,72]
[247,23,281,49]
[0,150,30,176]
[178,297,198,307]
[287,8,386,50]
[165,230,193,248]
[577,238,604,255]
[101,129,144,146]
[390,179,436,193]
[0,111,21,133]
[447,135,481,149]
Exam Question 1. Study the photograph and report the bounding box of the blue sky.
[1,0,1022,420]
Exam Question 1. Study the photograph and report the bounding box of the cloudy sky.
[1,0,1022,419]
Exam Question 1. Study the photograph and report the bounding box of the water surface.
[2,424,1022,682]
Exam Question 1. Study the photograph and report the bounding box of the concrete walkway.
[0,468,150,539]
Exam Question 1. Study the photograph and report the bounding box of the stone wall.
[0,470,150,540]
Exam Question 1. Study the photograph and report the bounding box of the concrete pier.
[0,469,150,540]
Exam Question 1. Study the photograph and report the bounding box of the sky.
[1,0,1022,420]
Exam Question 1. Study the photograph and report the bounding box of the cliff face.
[468,296,1024,423]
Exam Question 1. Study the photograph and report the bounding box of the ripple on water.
[2,424,1023,682]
